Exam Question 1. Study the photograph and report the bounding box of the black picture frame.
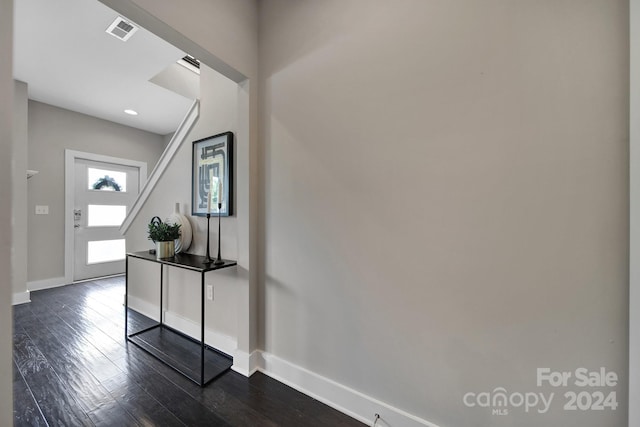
[191,132,233,217]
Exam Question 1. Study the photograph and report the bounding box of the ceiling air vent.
[105,16,139,41]
[182,55,200,69]
[177,55,201,74]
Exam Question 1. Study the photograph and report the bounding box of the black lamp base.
[214,202,224,265]
[204,213,213,264]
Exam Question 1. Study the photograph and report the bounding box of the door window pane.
[87,205,127,227]
[88,168,127,192]
[87,239,126,264]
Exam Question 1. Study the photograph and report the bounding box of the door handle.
[74,224,81,229]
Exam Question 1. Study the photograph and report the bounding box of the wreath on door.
[92,176,121,191]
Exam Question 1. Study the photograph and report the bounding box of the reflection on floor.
[13,276,363,426]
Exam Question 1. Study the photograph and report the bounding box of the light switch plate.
[35,205,49,215]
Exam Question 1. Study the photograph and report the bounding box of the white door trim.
[64,150,147,285]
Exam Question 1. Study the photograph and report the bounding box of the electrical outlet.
[35,205,49,215]
[207,285,213,300]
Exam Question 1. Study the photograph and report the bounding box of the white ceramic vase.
[165,202,193,253]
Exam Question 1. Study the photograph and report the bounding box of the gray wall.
[13,80,28,300]
[258,1,628,426]
[27,101,166,282]
[632,0,640,424]
[0,0,13,422]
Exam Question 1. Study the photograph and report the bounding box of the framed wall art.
[191,132,233,216]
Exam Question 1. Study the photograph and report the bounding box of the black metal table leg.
[160,264,163,325]
[125,255,129,338]
[201,272,206,386]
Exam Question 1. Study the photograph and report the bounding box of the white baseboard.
[163,311,236,357]
[127,295,159,321]
[258,352,440,427]
[12,291,31,305]
[27,276,67,292]
[125,300,437,427]
[232,349,262,377]
[126,295,237,357]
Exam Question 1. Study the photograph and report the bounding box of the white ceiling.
[13,0,195,135]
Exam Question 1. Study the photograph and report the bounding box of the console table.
[125,251,237,387]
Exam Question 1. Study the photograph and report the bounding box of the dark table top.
[128,251,237,273]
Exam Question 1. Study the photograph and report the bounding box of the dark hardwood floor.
[13,277,364,427]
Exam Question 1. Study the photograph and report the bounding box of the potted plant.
[148,216,181,258]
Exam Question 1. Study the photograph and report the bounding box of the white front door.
[73,158,139,281]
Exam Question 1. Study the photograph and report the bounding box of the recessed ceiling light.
[124,109,138,116]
